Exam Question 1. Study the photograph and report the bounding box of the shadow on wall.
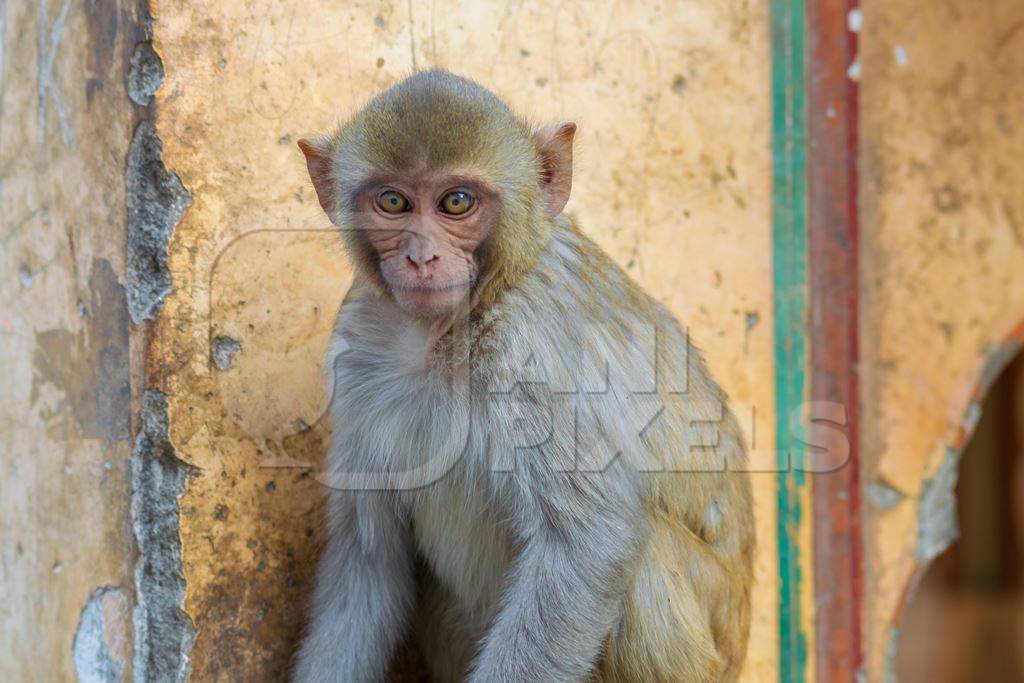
[896,351,1024,682]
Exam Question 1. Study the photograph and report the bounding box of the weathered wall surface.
[0,0,141,680]
[148,0,778,680]
[860,0,1024,678]
[8,0,1020,681]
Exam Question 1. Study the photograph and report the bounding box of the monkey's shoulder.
[487,226,698,371]
[480,225,738,420]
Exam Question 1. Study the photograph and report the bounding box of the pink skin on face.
[355,170,499,318]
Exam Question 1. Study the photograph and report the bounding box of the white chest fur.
[405,477,511,626]
[328,296,511,621]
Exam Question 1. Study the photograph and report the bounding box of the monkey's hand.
[467,464,647,682]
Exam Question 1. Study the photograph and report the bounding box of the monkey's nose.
[406,253,440,272]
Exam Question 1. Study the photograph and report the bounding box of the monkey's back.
[494,223,755,682]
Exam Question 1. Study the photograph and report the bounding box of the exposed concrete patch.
[126,121,190,323]
[916,447,961,564]
[866,478,907,511]
[131,391,197,682]
[211,335,242,370]
[126,41,163,106]
[73,586,129,683]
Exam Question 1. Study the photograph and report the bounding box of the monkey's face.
[354,169,500,318]
[299,71,577,319]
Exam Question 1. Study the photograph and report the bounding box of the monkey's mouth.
[390,280,475,318]
[391,280,474,294]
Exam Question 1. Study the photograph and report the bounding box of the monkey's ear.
[297,137,335,214]
[532,122,576,217]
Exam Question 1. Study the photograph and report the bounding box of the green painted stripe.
[771,0,808,682]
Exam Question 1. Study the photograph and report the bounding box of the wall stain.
[83,0,118,103]
[31,257,130,441]
[931,184,965,214]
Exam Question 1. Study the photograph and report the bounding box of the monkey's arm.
[292,493,413,683]
[468,464,647,683]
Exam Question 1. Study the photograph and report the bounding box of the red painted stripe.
[807,0,863,680]
[846,8,864,678]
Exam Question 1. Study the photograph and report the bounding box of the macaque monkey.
[294,70,753,683]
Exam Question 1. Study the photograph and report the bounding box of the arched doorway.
[896,351,1024,681]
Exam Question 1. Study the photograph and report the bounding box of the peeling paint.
[847,8,863,33]
[893,45,908,68]
[847,57,861,82]
[211,335,242,371]
[126,122,191,323]
[866,479,907,511]
[916,447,961,563]
[131,391,196,683]
[72,586,129,683]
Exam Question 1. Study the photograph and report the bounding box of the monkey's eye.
[439,191,474,216]
[377,191,410,214]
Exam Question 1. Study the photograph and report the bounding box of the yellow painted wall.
[149,0,778,679]
[860,0,1024,678]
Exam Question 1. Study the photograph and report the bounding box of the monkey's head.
[299,69,575,319]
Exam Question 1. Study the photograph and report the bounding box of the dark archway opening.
[897,351,1024,682]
